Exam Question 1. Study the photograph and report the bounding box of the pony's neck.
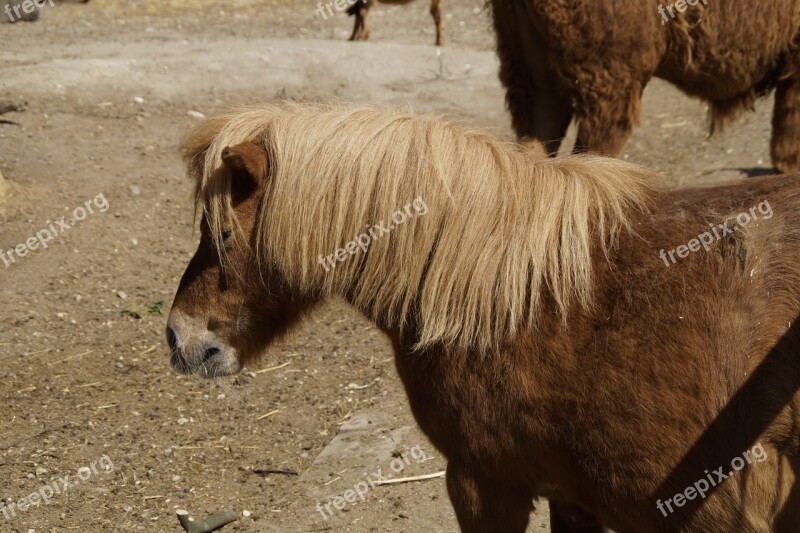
[260,108,651,354]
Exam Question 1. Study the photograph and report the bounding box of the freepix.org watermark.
[658,200,773,267]
[317,196,428,272]
[315,444,431,520]
[657,0,708,25]
[4,0,52,22]
[1,193,109,269]
[656,443,767,517]
[315,0,366,20]
[1,454,114,521]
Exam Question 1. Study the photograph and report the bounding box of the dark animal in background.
[489,0,800,172]
[169,102,800,532]
[347,0,443,46]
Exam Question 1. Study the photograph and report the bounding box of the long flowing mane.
[182,102,655,352]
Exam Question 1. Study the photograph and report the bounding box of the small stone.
[128,185,141,196]
[133,97,144,104]
[242,510,251,517]
[2,2,39,22]
[187,110,206,119]
[117,291,127,300]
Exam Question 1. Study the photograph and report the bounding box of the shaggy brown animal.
[347,0,442,46]
[489,0,800,172]
[168,103,800,532]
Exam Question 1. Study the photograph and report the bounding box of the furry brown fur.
[347,0,442,46]
[169,103,800,532]
[489,0,800,172]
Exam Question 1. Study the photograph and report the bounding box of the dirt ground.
[0,1,780,532]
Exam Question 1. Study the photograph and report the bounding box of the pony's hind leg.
[446,462,534,532]
[430,0,443,46]
[771,76,800,173]
[549,500,609,533]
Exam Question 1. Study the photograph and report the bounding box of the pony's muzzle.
[166,311,241,378]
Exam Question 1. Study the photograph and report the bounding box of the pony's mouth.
[169,346,242,378]
[166,319,243,378]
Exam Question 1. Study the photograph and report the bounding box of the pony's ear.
[220,141,269,190]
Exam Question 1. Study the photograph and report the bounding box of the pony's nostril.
[202,347,221,362]
[166,326,178,354]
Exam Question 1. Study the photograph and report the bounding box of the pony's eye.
[221,230,232,244]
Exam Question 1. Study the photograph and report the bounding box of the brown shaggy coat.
[490,0,800,172]
[169,103,800,532]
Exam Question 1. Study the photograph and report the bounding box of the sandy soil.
[0,1,779,532]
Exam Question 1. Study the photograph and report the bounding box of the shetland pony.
[347,0,442,46]
[489,0,800,172]
[167,102,800,532]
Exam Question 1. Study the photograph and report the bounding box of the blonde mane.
[182,102,654,353]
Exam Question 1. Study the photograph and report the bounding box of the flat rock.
[300,409,415,499]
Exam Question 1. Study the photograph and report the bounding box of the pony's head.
[167,132,313,378]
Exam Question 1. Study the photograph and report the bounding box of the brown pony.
[489,0,800,172]
[347,0,443,46]
[167,102,800,532]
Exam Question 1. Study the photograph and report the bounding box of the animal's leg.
[521,72,572,157]
[446,461,533,533]
[549,500,609,533]
[492,1,571,156]
[348,0,373,41]
[771,76,800,173]
[573,74,645,157]
[359,5,371,40]
[430,0,443,46]
[349,11,363,40]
